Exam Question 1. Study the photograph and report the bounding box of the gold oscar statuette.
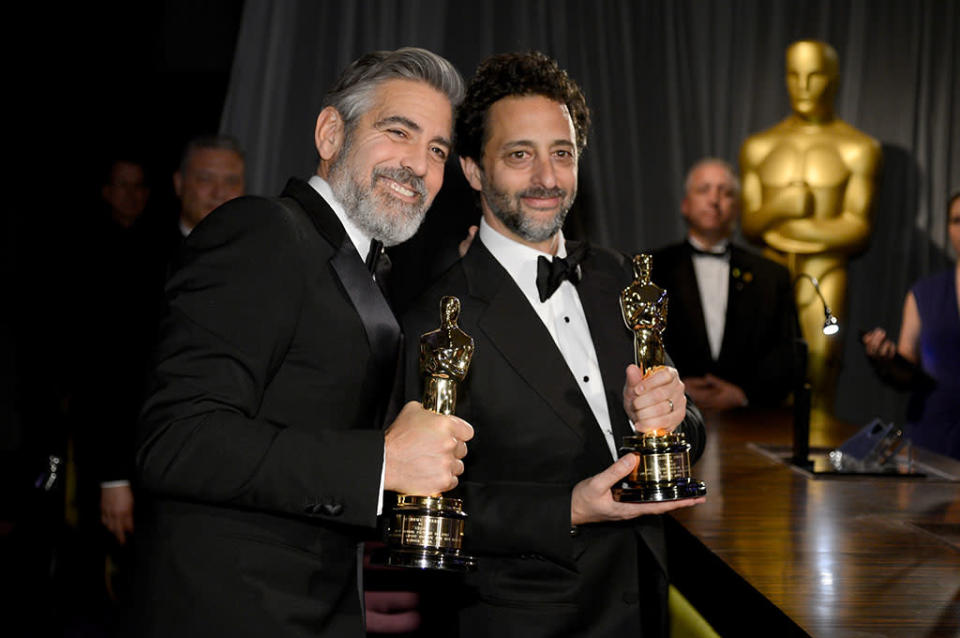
[613,254,707,502]
[383,296,477,572]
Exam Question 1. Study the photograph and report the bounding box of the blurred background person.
[862,192,960,460]
[653,158,798,413]
[173,134,246,236]
[60,155,158,635]
[102,160,151,230]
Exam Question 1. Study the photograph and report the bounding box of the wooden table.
[668,408,960,637]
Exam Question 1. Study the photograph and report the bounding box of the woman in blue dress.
[863,192,960,460]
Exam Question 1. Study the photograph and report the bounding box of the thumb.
[625,364,644,393]
[597,454,638,489]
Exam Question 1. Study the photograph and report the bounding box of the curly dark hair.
[455,51,590,162]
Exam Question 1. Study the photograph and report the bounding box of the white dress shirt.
[479,219,619,459]
[308,175,386,513]
[308,175,372,261]
[688,236,730,361]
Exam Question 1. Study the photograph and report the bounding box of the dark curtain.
[221,0,959,428]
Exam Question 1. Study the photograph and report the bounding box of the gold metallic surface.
[420,296,475,415]
[616,254,705,502]
[740,40,882,414]
[384,296,477,571]
[620,254,668,374]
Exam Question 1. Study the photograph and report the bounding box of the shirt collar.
[687,235,730,255]
[479,217,567,305]
[308,174,371,260]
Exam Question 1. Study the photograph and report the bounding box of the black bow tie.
[365,239,391,288]
[688,242,730,259]
[366,240,384,273]
[536,244,586,302]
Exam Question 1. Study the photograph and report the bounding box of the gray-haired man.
[134,48,471,637]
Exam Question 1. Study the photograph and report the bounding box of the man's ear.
[315,106,345,162]
[173,171,183,198]
[459,156,484,192]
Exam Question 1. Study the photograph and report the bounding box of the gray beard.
[327,141,429,247]
[481,177,574,244]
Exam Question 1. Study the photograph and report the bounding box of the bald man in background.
[653,158,798,412]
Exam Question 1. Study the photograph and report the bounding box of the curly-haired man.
[402,51,706,637]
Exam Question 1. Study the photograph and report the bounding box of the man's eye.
[510,151,529,160]
[431,146,448,160]
[388,129,408,139]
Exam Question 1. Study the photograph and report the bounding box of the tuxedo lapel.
[574,244,635,444]
[280,179,401,409]
[464,242,591,442]
[718,246,749,362]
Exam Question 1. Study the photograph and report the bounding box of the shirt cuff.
[100,480,131,488]
[377,449,385,516]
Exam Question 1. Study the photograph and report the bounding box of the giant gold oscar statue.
[613,254,706,502]
[740,40,881,415]
[383,296,477,572]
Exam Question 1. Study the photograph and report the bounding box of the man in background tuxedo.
[653,158,798,411]
[403,51,706,637]
[134,48,473,637]
[173,134,246,236]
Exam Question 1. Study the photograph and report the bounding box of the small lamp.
[795,273,840,335]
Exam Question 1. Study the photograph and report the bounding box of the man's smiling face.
[463,94,578,253]
[327,78,453,246]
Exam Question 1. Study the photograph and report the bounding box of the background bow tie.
[536,245,586,302]
[688,242,730,258]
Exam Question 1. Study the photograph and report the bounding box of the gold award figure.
[614,254,706,502]
[384,296,477,572]
[420,296,475,416]
[620,254,668,376]
[740,40,882,414]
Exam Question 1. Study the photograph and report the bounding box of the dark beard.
[481,180,574,244]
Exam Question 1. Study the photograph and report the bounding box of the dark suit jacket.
[651,242,798,407]
[134,178,397,637]
[402,239,706,638]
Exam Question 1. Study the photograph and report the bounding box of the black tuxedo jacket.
[402,239,705,637]
[134,178,397,637]
[651,242,798,407]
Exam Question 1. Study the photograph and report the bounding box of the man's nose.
[400,144,429,177]
[211,179,227,202]
[531,155,558,188]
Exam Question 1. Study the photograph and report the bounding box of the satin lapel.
[575,245,636,444]
[280,179,401,383]
[465,242,590,441]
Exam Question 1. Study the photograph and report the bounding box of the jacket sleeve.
[665,351,707,463]
[136,197,384,528]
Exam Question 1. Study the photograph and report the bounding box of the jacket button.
[322,503,344,516]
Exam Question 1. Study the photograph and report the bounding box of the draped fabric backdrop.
[221,0,958,428]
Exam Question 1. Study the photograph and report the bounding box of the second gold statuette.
[614,254,707,503]
[383,296,477,572]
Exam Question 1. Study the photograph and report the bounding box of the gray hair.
[684,157,741,195]
[322,47,464,130]
[179,134,245,174]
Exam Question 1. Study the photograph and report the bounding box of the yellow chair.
[669,584,721,638]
